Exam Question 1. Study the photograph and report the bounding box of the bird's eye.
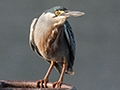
[55,11,60,16]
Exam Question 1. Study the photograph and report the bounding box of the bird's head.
[39,6,85,28]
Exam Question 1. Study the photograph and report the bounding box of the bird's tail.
[54,62,74,75]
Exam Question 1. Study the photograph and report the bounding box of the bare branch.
[0,80,76,90]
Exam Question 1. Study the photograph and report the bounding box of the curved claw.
[37,79,48,88]
[52,81,62,88]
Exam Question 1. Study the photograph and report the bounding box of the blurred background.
[0,0,120,90]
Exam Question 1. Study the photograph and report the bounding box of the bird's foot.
[37,78,48,88]
[52,81,62,88]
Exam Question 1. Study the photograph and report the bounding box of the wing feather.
[64,20,75,66]
[29,18,42,56]
[29,18,38,51]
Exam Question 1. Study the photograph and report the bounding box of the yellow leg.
[52,58,67,88]
[37,61,55,88]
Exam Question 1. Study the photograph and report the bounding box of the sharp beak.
[61,11,85,17]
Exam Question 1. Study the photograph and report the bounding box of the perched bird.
[29,6,84,88]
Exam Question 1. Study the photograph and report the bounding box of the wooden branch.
[0,80,76,90]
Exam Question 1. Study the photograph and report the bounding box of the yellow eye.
[55,11,60,16]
